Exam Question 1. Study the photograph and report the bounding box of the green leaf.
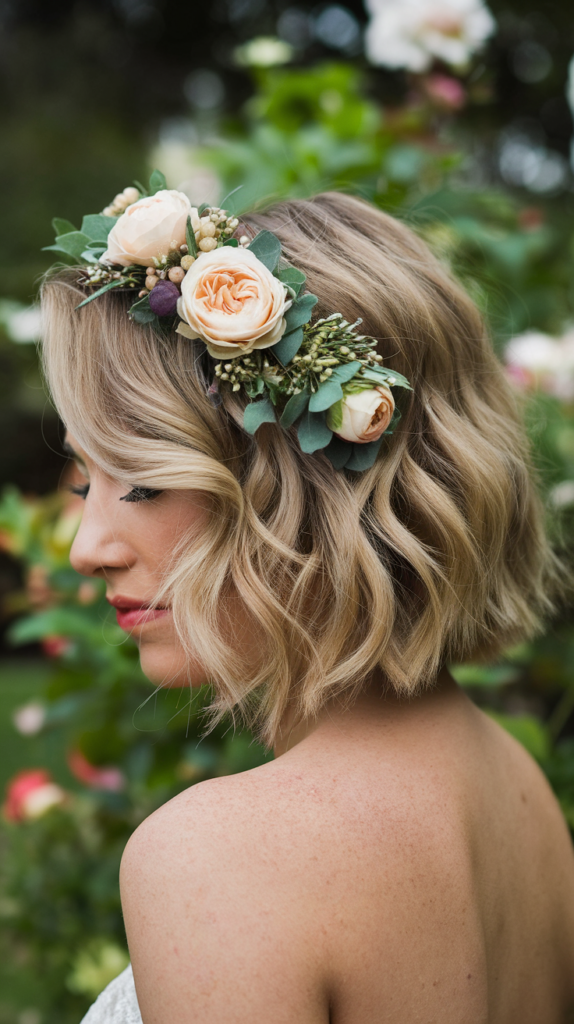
[359,367,412,390]
[247,230,281,272]
[329,360,363,384]
[243,397,277,434]
[44,231,92,259]
[325,398,343,431]
[309,380,344,412]
[280,391,310,428]
[284,293,318,333]
[186,216,198,258]
[323,435,352,469]
[277,267,306,297]
[223,238,239,247]
[133,179,147,197]
[75,280,128,309]
[81,247,107,263]
[198,202,209,215]
[52,217,76,236]
[297,409,332,453]
[129,293,156,324]
[149,168,167,194]
[271,326,304,365]
[345,438,384,471]
[81,214,117,241]
[308,361,363,413]
[245,377,265,398]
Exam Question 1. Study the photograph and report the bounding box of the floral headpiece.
[45,170,411,471]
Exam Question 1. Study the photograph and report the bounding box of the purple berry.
[148,280,180,317]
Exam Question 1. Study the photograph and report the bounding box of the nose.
[69,497,137,579]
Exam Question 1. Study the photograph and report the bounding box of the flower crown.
[45,170,411,471]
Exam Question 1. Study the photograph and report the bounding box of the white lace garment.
[80,965,142,1024]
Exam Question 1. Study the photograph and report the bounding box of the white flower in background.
[235,36,294,68]
[13,701,46,736]
[504,329,574,401]
[550,480,574,509]
[364,0,496,73]
[0,300,42,343]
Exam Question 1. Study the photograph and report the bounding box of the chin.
[138,640,208,689]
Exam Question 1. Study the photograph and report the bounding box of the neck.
[273,665,460,758]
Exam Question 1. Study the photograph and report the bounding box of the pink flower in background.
[504,330,574,402]
[67,750,126,792]
[3,769,66,822]
[423,73,466,109]
[42,635,72,658]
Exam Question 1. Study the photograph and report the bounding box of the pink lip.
[107,596,170,632]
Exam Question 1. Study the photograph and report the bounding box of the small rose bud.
[239,235,249,245]
[232,383,241,391]
[168,266,185,284]
[148,279,180,316]
[138,289,147,298]
[145,275,158,290]
[180,254,195,270]
[199,220,216,238]
[224,363,233,372]
[229,218,239,229]
[179,243,188,253]
[220,373,229,380]
[113,193,124,207]
[146,267,156,276]
[122,186,140,205]
[198,236,217,252]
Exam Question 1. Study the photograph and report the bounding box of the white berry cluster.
[102,186,141,218]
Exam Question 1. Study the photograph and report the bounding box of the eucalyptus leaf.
[129,294,156,324]
[383,407,401,435]
[329,360,362,384]
[277,267,306,297]
[359,367,412,390]
[297,410,333,453]
[81,214,117,242]
[272,326,304,365]
[345,438,384,471]
[243,397,277,434]
[186,216,198,258]
[52,217,76,236]
[323,436,352,470]
[149,168,167,194]
[245,377,265,398]
[279,391,310,428]
[247,230,281,272]
[80,248,106,263]
[309,380,344,412]
[75,279,128,309]
[46,231,92,259]
[284,293,318,333]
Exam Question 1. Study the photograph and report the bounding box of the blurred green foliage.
[1,52,574,1024]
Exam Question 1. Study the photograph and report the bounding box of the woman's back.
[122,674,574,1023]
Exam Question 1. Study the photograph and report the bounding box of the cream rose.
[330,386,395,444]
[176,245,291,359]
[102,190,198,268]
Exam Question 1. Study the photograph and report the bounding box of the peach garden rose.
[330,385,395,444]
[176,245,291,359]
[102,190,198,268]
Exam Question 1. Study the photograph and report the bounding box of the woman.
[41,189,574,1023]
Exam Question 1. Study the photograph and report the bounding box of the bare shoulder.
[120,766,333,1024]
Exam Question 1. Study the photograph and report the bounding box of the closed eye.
[67,484,163,503]
[119,487,163,503]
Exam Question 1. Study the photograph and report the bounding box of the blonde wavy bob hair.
[41,192,557,746]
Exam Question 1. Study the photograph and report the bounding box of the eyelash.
[68,484,162,503]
